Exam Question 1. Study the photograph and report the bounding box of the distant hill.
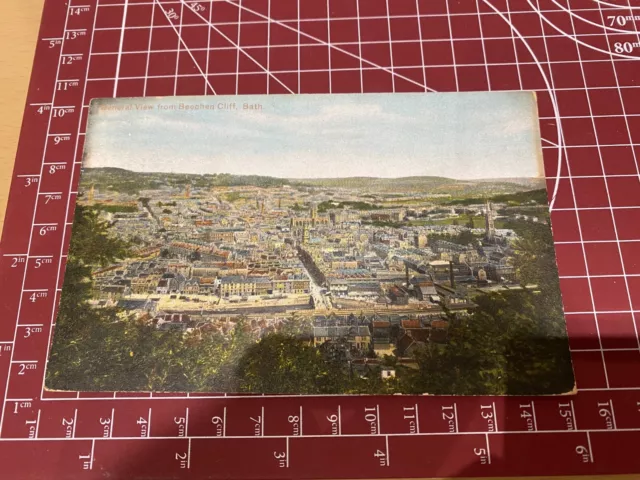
[291,175,545,196]
[290,176,453,190]
[80,167,545,197]
[80,168,291,195]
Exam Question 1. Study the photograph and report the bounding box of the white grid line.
[384,0,395,93]
[266,0,271,94]
[414,0,427,92]
[234,0,241,94]
[113,0,129,96]
[142,0,155,96]
[296,0,300,93]
[5,0,640,443]
[355,0,363,93]
[444,0,459,91]
[205,0,212,94]
[505,0,524,91]
[476,0,492,90]
[0,0,75,434]
[216,0,435,92]
[40,0,100,401]
[568,0,640,354]
[534,0,610,386]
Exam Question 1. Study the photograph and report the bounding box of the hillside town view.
[85,171,545,338]
[46,94,574,395]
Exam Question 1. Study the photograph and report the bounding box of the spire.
[485,199,495,241]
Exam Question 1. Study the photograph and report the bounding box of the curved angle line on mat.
[592,0,640,9]
[527,0,640,60]
[154,0,218,94]
[541,137,560,147]
[177,0,295,94]
[488,1,622,374]
[548,0,640,38]
[113,0,130,97]
[481,0,565,212]
[216,0,437,93]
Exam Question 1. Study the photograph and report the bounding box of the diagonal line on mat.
[219,0,437,93]
[154,0,218,94]
[179,0,295,94]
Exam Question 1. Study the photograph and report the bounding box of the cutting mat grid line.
[1,0,640,478]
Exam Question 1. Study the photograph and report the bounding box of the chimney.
[449,261,455,289]
[405,263,410,286]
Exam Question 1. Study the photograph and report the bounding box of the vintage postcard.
[46,92,575,395]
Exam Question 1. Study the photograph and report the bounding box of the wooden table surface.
[0,1,635,479]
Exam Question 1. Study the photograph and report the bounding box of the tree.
[47,206,248,392]
[236,334,329,394]
[403,220,574,395]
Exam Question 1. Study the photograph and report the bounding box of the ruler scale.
[1,0,640,477]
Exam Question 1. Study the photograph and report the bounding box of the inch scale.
[1,0,640,477]
[1,391,640,477]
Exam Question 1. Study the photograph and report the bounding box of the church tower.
[485,200,495,241]
[88,184,95,204]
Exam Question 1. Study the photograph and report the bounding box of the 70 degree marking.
[607,15,640,27]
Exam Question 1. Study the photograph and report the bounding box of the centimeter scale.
[2,0,640,478]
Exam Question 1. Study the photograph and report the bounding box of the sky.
[84,92,543,180]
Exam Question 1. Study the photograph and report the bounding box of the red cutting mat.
[1,0,640,478]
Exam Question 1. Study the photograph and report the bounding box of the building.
[409,276,437,301]
[330,210,361,225]
[313,326,371,351]
[208,228,243,243]
[414,233,428,248]
[154,313,193,331]
[130,277,157,294]
[371,320,394,356]
[485,200,496,241]
[182,278,201,294]
[396,328,430,357]
[387,285,409,305]
[219,275,273,297]
[290,205,330,229]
